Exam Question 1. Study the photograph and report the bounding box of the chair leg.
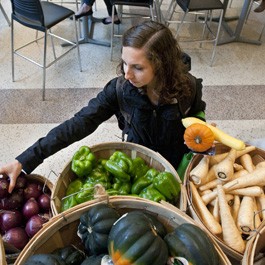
[110,5,115,61]
[200,11,209,48]
[42,31,48,101]
[210,9,224,67]
[11,19,15,82]
[0,3,10,26]
[175,12,188,37]
[259,22,265,41]
[165,0,177,25]
[74,17,82,72]
[49,29,57,60]
[150,4,155,20]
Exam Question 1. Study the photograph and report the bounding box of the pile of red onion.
[0,173,51,250]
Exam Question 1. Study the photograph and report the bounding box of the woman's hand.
[0,160,23,193]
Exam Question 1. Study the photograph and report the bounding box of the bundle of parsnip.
[188,145,265,254]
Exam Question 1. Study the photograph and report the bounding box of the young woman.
[0,21,206,193]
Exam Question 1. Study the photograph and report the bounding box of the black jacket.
[16,76,206,172]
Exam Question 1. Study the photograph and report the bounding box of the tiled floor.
[0,0,265,184]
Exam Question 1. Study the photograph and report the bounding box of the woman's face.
[121,47,155,88]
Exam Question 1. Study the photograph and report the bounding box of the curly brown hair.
[117,21,192,104]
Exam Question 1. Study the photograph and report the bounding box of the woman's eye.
[134,66,143,71]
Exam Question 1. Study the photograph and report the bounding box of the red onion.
[3,227,29,250]
[25,215,47,238]
[0,189,24,210]
[15,175,27,189]
[38,193,51,211]
[24,182,42,200]
[22,198,40,219]
[0,210,23,233]
[0,178,9,199]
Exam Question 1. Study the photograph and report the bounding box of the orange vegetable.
[184,123,214,152]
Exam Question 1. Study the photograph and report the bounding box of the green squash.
[164,223,219,265]
[77,204,120,255]
[108,211,168,265]
[52,245,86,265]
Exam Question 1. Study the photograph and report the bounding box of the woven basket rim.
[14,197,231,265]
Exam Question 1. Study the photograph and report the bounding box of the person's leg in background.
[75,0,95,19]
[101,0,121,24]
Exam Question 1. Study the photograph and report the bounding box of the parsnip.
[228,186,264,197]
[189,155,209,185]
[209,194,234,207]
[213,148,237,181]
[237,196,255,234]
[240,153,255,173]
[254,198,262,229]
[198,169,248,192]
[202,168,258,205]
[217,184,246,253]
[224,167,265,191]
[199,189,212,196]
[182,117,246,150]
[189,181,222,235]
[233,163,244,171]
[209,145,256,167]
[231,195,240,222]
[212,198,220,223]
[256,194,265,221]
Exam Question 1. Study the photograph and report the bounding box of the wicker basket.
[242,220,265,265]
[2,174,54,265]
[14,196,231,265]
[0,236,7,265]
[51,142,187,215]
[184,143,265,261]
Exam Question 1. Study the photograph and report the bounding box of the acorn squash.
[164,223,219,265]
[108,211,168,265]
[77,204,120,255]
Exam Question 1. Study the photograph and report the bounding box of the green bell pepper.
[85,164,112,188]
[112,177,131,195]
[65,179,83,196]
[104,151,133,182]
[139,185,166,202]
[153,172,181,201]
[61,195,78,212]
[131,168,159,194]
[71,146,96,177]
[130,157,150,181]
[75,182,95,204]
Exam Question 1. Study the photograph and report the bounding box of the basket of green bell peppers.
[60,145,181,212]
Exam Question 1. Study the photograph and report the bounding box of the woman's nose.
[124,68,133,79]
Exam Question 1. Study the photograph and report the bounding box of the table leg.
[218,0,262,45]
[78,15,110,47]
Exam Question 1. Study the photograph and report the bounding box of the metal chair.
[110,0,156,60]
[166,0,225,66]
[0,0,11,25]
[10,0,82,100]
